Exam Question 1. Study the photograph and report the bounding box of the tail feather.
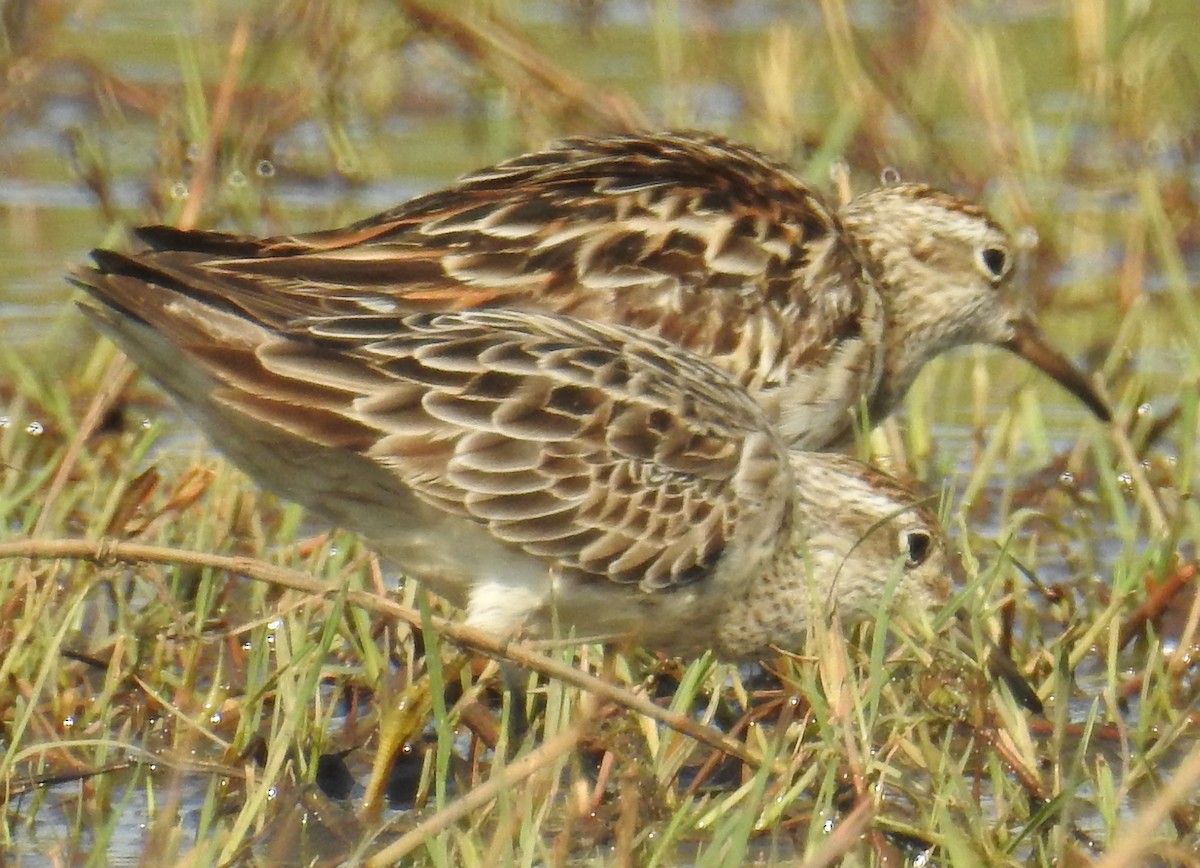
[71,246,388,484]
[72,243,312,328]
[134,224,267,257]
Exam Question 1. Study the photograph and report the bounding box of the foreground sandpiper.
[73,262,951,657]
[101,130,1108,450]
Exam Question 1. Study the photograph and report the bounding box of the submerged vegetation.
[1,0,1198,864]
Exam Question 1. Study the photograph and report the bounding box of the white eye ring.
[977,245,1010,281]
[900,529,932,568]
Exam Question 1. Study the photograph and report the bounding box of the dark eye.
[979,246,1009,280]
[901,529,933,568]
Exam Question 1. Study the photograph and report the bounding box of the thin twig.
[1117,562,1197,651]
[0,538,767,770]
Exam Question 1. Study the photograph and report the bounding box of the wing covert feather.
[250,309,796,591]
[128,132,870,398]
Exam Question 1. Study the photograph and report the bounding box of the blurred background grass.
[1,0,1198,865]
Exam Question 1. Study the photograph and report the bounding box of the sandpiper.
[101,130,1109,450]
[72,261,951,657]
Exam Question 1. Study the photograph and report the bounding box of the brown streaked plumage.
[95,131,1108,450]
[72,260,951,658]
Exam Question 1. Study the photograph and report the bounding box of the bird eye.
[978,245,1009,281]
[900,529,933,568]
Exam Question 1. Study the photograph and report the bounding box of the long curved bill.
[1003,319,1111,422]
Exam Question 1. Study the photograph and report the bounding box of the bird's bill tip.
[984,638,1045,715]
[948,615,1045,715]
[1002,319,1111,422]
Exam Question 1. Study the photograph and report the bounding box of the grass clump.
[1,0,1199,865]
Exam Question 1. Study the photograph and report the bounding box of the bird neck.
[873,313,939,420]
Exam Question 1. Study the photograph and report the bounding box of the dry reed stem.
[0,538,767,770]
[397,0,646,132]
[29,355,133,538]
[365,712,592,865]
[1108,409,1169,535]
[1091,739,1200,868]
[177,16,250,229]
[38,20,251,539]
[803,796,876,868]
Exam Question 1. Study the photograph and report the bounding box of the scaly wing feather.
[126,131,871,399]
[72,253,792,594]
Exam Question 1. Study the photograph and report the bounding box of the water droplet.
[25,421,43,436]
[267,786,278,800]
[880,166,901,184]
[822,817,835,833]
[1059,471,1075,487]
[210,711,222,724]
[170,181,190,200]
[1137,402,1152,417]
[1144,130,1167,156]
[62,715,75,729]
[1117,472,1134,492]
[0,416,9,428]
[141,418,153,429]
[227,169,248,188]
[256,159,276,177]
[1016,226,1039,249]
